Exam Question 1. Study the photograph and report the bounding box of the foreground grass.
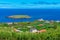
[0,21,60,40]
[0,27,60,40]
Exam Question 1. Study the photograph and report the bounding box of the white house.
[30,28,38,33]
[38,18,44,21]
[27,26,33,28]
[7,22,13,25]
[56,20,60,23]
[45,20,50,23]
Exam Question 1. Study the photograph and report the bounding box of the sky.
[0,0,60,9]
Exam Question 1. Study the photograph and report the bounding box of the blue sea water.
[0,9,60,22]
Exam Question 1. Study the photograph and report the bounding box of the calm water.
[0,9,60,22]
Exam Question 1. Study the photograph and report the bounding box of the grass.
[0,28,60,40]
[0,21,60,40]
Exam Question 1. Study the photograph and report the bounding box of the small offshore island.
[0,15,60,40]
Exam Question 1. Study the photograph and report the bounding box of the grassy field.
[0,20,60,40]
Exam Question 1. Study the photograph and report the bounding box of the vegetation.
[0,20,60,40]
[8,15,31,19]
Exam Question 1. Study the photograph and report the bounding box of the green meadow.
[0,20,60,40]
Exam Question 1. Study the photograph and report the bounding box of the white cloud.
[0,3,60,9]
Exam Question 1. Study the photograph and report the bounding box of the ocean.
[0,9,60,22]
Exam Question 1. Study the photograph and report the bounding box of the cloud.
[0,0,60,6]
[0,2,60,9]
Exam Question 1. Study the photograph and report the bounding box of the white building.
[38,18,44,21]
[30,28,38,33]
[7,22,13,25]
[56,20,60,23]
[27,26,33,28]
[45,20,50,23]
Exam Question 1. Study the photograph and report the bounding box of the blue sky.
[0,0,60,9]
